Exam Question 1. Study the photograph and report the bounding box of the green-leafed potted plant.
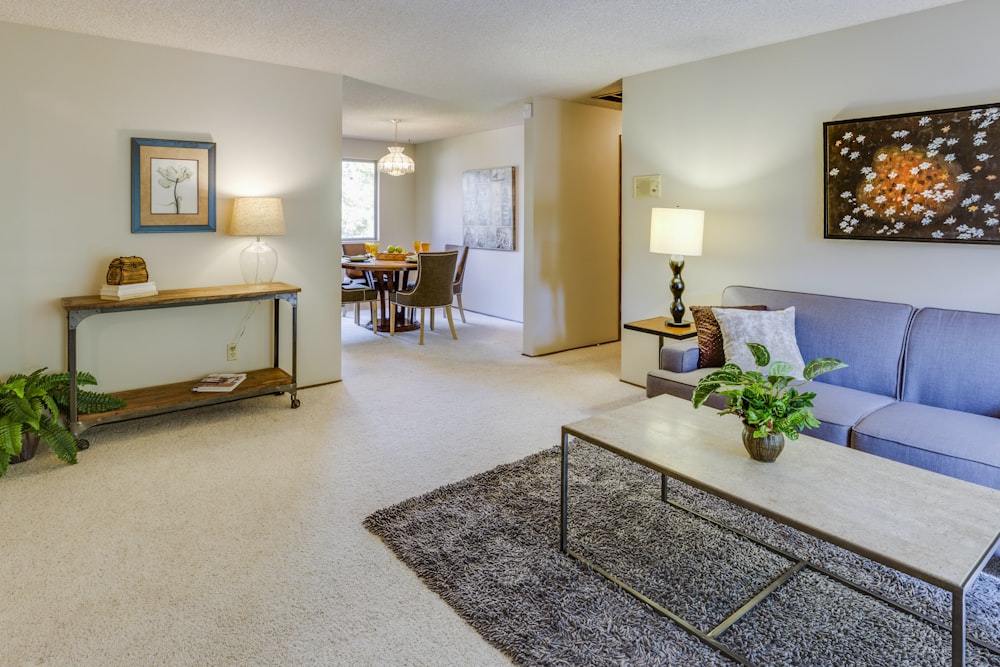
[691,343,846,462]
[0,368,125,476]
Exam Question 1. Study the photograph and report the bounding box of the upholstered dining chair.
[341,283,378,329]
[444,243,470,323]
[342,242,371,286]
[389,250,458,345]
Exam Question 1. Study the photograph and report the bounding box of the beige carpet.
[1,309,643,666]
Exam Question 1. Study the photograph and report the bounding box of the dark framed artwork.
[824,103,1000,244]
[131,137,216,233]
[462,166,515,250]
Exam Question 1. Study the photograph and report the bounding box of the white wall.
[342,137,416,248]
[621,0,1000,385]
[415,125,525,322]
[0,23,343,391]
[524,98,622,355]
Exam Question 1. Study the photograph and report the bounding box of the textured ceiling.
[0,0,963,144]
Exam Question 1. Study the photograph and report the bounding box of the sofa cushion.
[713,306,806,378]
[690,305,767,368]
[647,372,893,446]
[801,382,896,446]
[658,339,701,374]
[721,286,914,398]
[901,308,1000,417]
[646,367,719,402]
[852,401,1000,490]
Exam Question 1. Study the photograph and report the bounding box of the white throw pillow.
[711,306,806,378]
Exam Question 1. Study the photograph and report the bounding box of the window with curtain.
[342,159,377,240]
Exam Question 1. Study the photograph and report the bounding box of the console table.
[61,282,300,447]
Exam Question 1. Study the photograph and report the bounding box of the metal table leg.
[560,431,570,553]
[953,588,966,666]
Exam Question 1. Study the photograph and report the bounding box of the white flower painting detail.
[151,158,198,214]
[825,103,1000,242]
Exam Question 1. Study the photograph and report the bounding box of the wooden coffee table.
[560,394,1000,666]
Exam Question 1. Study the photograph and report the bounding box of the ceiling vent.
[592,90,622,104]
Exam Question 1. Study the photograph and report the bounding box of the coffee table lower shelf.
[72,367,298,444]
[563,482,1000,666]
[559,432,1000,667]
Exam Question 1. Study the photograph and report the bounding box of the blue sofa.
[646,286,1000,494]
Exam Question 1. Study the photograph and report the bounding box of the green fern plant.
[0,368,125,477]
[44,370,127,415]
[692,343,846,440]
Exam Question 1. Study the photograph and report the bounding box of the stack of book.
[100,281,158,300]
[192,373,247,393]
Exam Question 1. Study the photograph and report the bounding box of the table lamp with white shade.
[230,197,285,284]
[649,207,704,328]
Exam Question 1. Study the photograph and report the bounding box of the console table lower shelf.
[78,367,298,433]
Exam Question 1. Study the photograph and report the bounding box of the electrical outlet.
[226,343,238,361]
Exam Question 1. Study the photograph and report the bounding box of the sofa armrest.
[659,339,701,372]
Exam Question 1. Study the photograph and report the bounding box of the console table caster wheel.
[76,439,90,451]
[290,397,301,409]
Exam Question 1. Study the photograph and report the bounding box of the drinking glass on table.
[421,242,431,253]
[414,240,422,254]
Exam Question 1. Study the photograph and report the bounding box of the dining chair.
[341,283,378,329]
[342,242,371,286]
[444,243,470,323]
[390,250,458,344]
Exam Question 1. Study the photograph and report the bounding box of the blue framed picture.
[131,137,216,233]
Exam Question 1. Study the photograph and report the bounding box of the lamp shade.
[377,146,416,176]
[230,197,286,237]
[377,119,416,177]
[650,208,704,256]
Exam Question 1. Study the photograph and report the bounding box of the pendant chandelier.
[377,119,416,176]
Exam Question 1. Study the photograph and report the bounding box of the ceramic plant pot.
[741,423,784,462]
[9,433,40,465]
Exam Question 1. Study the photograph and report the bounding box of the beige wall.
[415,125,525,322]
[620,0,1000,385]
[1,22,343,391]
[524,98,621,355]
[342,137,416,249]
[413,104,623,346]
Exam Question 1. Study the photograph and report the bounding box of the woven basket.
[106,256,149,285]
[376,252,409,261]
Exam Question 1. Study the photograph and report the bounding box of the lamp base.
[240,238,278,284]
[664,321,692,328]
[667,255,687,328]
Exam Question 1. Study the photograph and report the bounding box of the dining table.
[341,256,420,332]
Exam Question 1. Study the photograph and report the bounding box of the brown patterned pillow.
[690,305,767,368]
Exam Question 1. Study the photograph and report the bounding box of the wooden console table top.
[62,282,301,312]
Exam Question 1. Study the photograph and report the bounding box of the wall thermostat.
[633,174,661,199]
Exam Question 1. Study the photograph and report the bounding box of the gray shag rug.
[364,440,1000,666]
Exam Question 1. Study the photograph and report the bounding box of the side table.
[624,316,697,349]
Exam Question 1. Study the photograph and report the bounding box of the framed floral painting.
[824,103,1000,244]
[131,137,216,233]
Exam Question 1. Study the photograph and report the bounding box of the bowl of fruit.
[377,245,409,261]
